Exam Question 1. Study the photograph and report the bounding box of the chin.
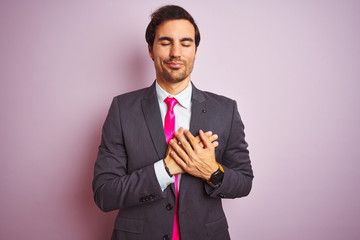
[166,76,188,83]
[163,72,188,83]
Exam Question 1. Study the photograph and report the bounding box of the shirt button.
[163,234,170,240]
[166,204,173,210]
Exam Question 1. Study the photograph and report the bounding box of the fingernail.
[169,140,174,144]
[174,131,179,136]
[199,129,204,134]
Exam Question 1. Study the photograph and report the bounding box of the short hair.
[145,5,201,49]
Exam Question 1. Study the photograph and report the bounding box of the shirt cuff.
[154,159,174,191]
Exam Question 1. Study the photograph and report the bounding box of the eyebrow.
[158,37,194,42]
[180,38,194,42]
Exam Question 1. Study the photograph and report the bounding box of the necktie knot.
[164,97,178,111]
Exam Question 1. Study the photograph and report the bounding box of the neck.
[156,78,191,95]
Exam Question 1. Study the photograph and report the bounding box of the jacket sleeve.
[205,100,254,198]
[92,97,165,212]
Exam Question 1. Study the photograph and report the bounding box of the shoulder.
[193,85,236,108]
[112,84,156,106]
[114,87,148,101]
[192,87,238,122]
[202,91,235,105]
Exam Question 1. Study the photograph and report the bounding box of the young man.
[93,5,253,240]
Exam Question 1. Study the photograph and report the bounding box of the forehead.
[155,19,195,39]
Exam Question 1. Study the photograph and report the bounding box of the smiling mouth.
[165,61,184,69]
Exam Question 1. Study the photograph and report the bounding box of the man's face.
[149,19,197,85]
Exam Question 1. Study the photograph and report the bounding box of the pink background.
[1,0,359,239]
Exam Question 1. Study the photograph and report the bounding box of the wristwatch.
[208,163,224,186]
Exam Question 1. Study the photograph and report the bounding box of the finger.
[208,134,218,143]
[197,131,216,148]
[166,143,173,155]
[175,129,194,154]
[192,130,216,148]
[170,150,188,170]
[184,129,201,151]
[195,131,209,144]
[200,131,213,145]
[169,139,190,164]
[204,131,213,137]
[174,127,186,145]
[199,129,213,149]
[199,139,218,149]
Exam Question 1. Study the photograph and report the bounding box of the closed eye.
[158,37,172,46]
[180,38,194,47]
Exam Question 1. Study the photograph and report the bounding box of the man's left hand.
[169,128,219,181]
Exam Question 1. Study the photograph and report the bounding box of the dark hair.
[145,5,201,49]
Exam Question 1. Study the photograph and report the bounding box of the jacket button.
[139,196,148,202]
[166,204,173,210]
[217,193,226,198]
[163,234,170,240]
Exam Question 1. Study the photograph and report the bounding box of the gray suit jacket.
[93,82,253,240]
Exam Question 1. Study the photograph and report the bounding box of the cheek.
[154,57,165,70]
[154,54,166,64]
[184,50,196,61]
[185,54,196,64]
[153,47,168,58]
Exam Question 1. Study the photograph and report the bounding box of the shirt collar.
[156,81,192,109]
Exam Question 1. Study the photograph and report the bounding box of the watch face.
[210,169,224,185]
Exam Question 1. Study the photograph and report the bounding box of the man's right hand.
[164,131,218,175]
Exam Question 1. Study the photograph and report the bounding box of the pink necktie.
[163,97,180,240]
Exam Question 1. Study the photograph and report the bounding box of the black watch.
[208,164,224,186]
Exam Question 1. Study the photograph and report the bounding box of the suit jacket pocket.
[114,217,144,234]
[205,216,229,237]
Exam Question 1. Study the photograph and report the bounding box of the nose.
[170,43,181,58]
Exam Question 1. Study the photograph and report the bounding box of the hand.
[164,130,218,175]
[169,128,219,180]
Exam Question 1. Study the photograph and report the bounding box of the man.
[93,5,253,240]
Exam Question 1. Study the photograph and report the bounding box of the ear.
[148,45,154,61]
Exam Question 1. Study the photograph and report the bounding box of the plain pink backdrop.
[1,0,359,239]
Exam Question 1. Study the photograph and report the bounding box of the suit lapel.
[189,84,207,135]
[141,82,167,159]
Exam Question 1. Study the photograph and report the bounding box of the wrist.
[163,159,173,178]
[206,162,220,181]
[207,163,224,187]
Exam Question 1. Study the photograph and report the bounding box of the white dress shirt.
[153,81,192,191]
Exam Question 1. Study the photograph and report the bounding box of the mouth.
[165,61,184,69]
